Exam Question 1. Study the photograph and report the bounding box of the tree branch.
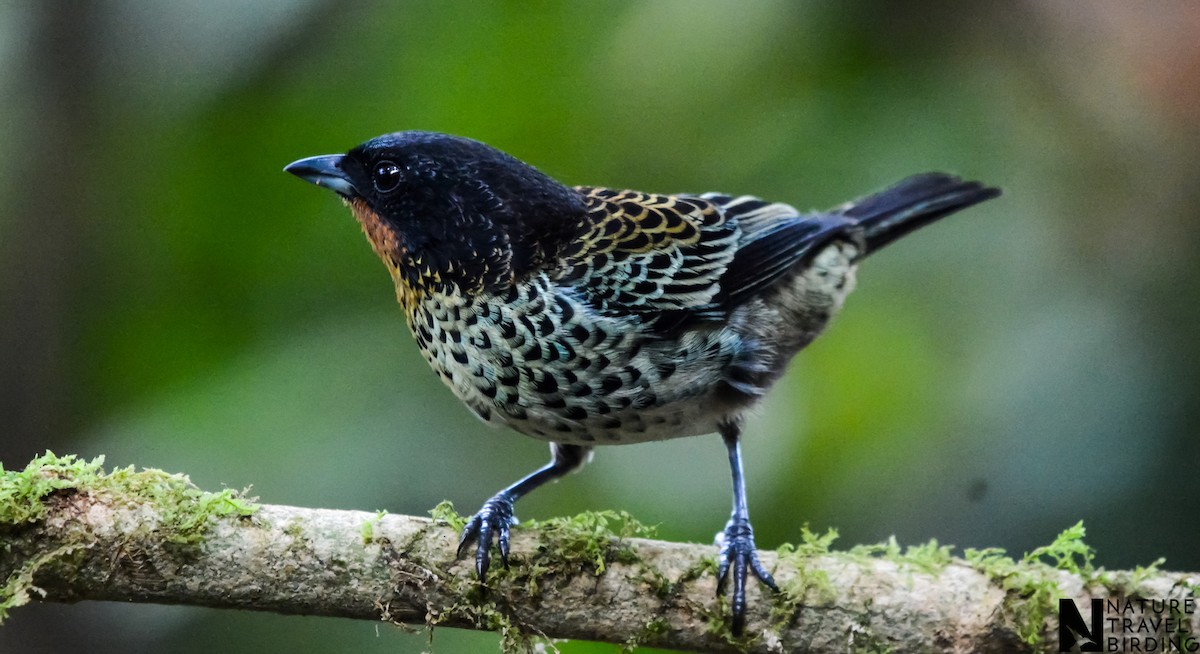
[2,455,1198,653]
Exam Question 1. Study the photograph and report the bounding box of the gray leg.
[716,420,778,634]
[457,443,591,581]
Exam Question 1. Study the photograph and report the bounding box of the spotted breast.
[402,188,859,445]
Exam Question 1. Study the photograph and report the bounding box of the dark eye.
[373,161,402,193]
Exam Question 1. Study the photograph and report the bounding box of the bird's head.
[285,131,587,299]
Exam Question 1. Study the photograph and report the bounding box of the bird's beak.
[284,155,358,198]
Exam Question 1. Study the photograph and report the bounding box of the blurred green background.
[2,1,1198,652]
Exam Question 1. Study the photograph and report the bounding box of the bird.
[284,131,1000,634]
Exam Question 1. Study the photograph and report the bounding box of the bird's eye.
[373,161,402,193]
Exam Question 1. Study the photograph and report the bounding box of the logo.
[1059,598,1198,652]
[1060,599,1103,652]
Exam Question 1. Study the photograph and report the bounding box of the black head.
[285,131,587,297]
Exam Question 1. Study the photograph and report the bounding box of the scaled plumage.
[285,131,1000,634]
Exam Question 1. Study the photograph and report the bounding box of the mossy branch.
[3,454,1198,653]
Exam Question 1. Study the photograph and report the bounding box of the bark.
[2,471,1198,654]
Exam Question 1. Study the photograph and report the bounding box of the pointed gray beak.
[284,155,358,198]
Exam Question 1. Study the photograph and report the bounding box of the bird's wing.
[559,188,739,316]
[700,193,857,309]
[560,188,857,329]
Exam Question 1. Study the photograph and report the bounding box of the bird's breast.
[401,275,741,445]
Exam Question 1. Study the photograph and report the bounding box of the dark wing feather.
[700,193,856,309]
[559,188,738,316]
[710,212,854,308]
[558,188,858,334]
[558,177,995,331]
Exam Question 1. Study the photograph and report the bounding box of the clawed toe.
[457,493,516,581]
[716,518,778,635]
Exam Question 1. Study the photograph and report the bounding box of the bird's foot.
[457,492,517,582]
[716,516,778,635]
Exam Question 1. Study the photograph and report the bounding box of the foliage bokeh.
[2,1,1198,652]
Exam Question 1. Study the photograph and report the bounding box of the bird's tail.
[842,173,1001,256]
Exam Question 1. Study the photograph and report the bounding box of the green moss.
[964,546,1057,646]
[642,563,674,599]
[0,544,83,621]
[846,535,952,575]
[1,452,106,525]
[423,507,660,652]
[427,505,656,591]
[793,523,840,556]
[473,510,655,598]
[431,588,550,654]
[1131,557,1166,585]
[640,615,670,639]
[10,463,1111,651]
[1,452,257,543]
[420,502,546,651]
[429,500,468,532]
[1023,521,1093,575]
[523,510,655,575]
[679,553,719,585]
[283,519,305,538]
[771,525,839,627]
[361,509,388,545]
[418,508,1124,652]
[700,593,740,647]
[847,536,901,559]
[0,452,258,622]
[898,539,955,573]
[621,616,671,652]
[424,503,1118,651]
[958,522,1098,647]
[429,513,1121,652]
[432,597,529,653]
[774,521,1103,648]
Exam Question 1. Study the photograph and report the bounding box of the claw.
[498,525,511,568]
[716,517,776,635]
[456,515,479,558]
[456,493,516,582]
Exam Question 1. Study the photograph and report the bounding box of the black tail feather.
[843,173,1001,255]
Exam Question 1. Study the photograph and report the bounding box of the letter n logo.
[1059,598,1103,652]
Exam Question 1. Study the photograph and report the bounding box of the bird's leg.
[457,443,590,582]
[716,420,778,635]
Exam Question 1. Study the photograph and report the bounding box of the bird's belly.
[405,284,741,445]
